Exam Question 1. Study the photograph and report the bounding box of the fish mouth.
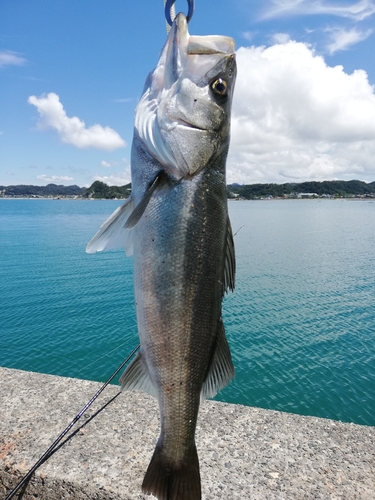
[170,13,235,56]
[164,13,235,86]
[161,14,235,132]
[187,34,235,56]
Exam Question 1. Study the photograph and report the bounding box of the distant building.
[297,193,319,199]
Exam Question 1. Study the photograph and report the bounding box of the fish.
[86,13,236,500]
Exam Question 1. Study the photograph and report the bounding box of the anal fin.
[223,216,236,294]
[201,318,234,400]
[119,351,157,398]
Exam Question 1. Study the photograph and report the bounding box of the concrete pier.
[0,367,374,499]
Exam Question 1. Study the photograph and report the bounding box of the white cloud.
[228,41,375,184]
[326,26,373,53]
[101,161,112,168]
[28,93,126,151]
[242,31,256,42]
[36,174,74,183]
[262,0,375,21]
[0,50,26,68]
[93,172,131,186]
[272,32,291,43]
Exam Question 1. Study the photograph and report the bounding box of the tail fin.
[142,443,201,500]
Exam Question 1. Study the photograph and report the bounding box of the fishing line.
[233,225,244,237]
[77,338,136,374]
[4,343,140,500]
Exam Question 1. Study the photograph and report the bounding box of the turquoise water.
[1,198,374,426]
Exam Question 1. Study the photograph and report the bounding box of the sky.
[1,0,375,187]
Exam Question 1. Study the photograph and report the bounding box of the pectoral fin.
[201,319,234,400]
[124,170,169,229]
[86,196,134,255]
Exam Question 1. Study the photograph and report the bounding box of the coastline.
[1,196,373,201]
[1,367,374,499]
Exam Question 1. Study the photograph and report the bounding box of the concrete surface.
[0,367,374,499]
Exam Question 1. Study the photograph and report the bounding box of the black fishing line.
[4,344,140,500]
[233,225,244,238]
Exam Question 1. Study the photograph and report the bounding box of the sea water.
[0,198,374,426]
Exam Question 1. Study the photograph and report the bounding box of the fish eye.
[211,78,227,97]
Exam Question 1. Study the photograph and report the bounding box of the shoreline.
[1,367,374,499]
[1,196,373,201]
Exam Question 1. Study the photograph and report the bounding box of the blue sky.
[1,0,375,186]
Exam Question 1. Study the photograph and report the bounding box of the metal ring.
[165,0,195,27]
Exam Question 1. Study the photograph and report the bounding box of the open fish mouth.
[187,35,235,55]
[164,14,235,86]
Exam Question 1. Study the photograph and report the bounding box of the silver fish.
[86,13,236,500]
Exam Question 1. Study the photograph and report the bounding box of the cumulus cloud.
[242,31,256,42]
[326,26,373,53]
[36,174,74,183]
[101,161,112,168]
[271,32,291,43]
[0,50,26,68]
[261,0,375,21]
[28,93,126,151]
[228,41,375,184]
[93,172,131,186]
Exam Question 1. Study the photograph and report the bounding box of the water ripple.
[1,199,375,425]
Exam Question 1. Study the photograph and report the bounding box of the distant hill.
[1,179,374,199]
[227,180,375,199]
[0,181,131,199]
[0,183,84,197]
[82,180,131,199]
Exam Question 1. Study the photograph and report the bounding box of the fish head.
[134,13,236,179]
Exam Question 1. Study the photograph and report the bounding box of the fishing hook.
[165,0,195,27]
